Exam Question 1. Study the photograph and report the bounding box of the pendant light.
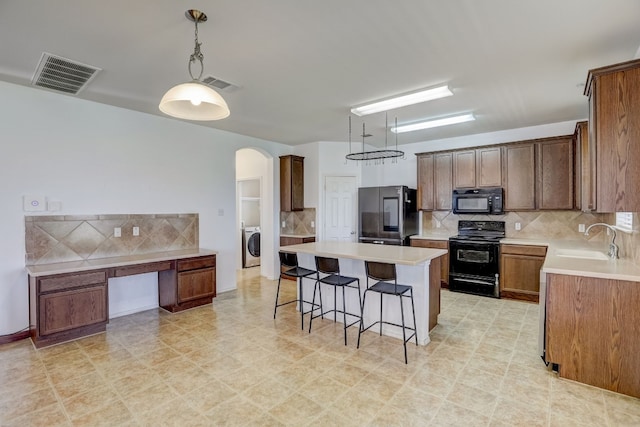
[159,9,230,121]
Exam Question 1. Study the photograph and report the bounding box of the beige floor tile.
[3,270,640,426]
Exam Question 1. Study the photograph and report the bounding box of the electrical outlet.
[311,221,315,228]
[133,226,140,236]
[282,221,286,228]
[114,227,121,237]
[578,224,585,233]
[515,222,521,231]
[436,220,441,229]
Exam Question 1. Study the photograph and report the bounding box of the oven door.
[449,240,499,277]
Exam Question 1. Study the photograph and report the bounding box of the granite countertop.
[280,241,447,266]
[280,233,316,238]
[26,248,218,277]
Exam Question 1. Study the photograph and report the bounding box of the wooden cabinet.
[453,148,501,189]
[280,236,316,246]
[545,273,640,398]
[411,239,449,287]
[29,270,109,347]
[29,253,217,347]
[586,58,640,212]
[574,121,594,211]
[159,256,216,312]
[476,147,502,187]
[417,153,452,211]
[502,143,536,210]
[453,150,476,188]
[536,136,574,210]
[280,155,304,211]
[500,244,546,302]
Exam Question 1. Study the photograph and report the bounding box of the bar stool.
[274,251,320,330]
[357,261,417,364]
[309,256,362,345]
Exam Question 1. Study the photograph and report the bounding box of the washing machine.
[242,226,261,268]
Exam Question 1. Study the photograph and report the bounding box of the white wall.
[0,81,290,335]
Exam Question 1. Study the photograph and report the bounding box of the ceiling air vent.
[31,52,101,95]
[202,75,238,91]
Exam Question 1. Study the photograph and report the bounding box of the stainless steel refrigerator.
[358,186,418,246]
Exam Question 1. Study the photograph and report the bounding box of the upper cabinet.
[417,136,574,212]
[417,153,452,211]
[502,143,536,211]
[586,58,640,212]
[280,155,304,211]
[536,136,574,210]
[574,121,594,211]
[453,148,501,189]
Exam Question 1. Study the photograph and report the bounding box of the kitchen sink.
[554,248,609,260]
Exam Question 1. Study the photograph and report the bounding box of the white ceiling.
[2,1,640,147]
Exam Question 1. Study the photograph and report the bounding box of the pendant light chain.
[188,16,204,81]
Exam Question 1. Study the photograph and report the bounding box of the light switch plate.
[23,195,46,212]
[515,222,521,231]
[133,226,140,236]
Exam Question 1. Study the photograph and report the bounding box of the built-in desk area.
[280,241,446,345]
[26,249,217,348]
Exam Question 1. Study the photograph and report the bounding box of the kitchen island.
[280,241,447,345]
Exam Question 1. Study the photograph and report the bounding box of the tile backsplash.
[280,208,316,235]
[424,210,640,264]
[26,213,198,265]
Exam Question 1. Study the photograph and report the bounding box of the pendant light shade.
[159,82,229,121]
[159,9,230,121]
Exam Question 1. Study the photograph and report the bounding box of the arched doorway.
[235,148,276,279]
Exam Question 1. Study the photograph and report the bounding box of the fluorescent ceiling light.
[391,113,475,133]
[351,85,453,116]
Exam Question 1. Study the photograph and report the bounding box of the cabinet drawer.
[112,261,173,277]
[411,239,448,249]
[501,244,547,257]
[177,256,216,272]
[39,271,107,293]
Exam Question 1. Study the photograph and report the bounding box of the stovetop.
[450,220,506,243]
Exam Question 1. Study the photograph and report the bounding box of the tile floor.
[1,268,639,426]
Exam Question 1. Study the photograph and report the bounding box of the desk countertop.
[26,249,218,277]
[280,241,446,266]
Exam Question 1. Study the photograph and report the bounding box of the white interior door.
[324,176,357,241]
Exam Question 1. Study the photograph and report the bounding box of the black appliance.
[449,220,505,298]
[452,187,503,215]
[358,186,418,246]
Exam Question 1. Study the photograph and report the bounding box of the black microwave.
[452,188,503,215]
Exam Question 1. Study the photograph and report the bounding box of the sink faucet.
[584,223,619,259]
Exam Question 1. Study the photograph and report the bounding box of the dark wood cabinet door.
[280,155,304,211]
[476,147,502,187]
[453,150,476,188]
[416,154,434,211]
[434,153,453,210]
[502,143,536,210]
[177,268,215,304]
[39,285,107,336]
[588,61,640,212]
[500,244,546,302]
[536,137,574,210]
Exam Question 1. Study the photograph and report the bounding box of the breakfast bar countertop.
[26,248,218,277]
[279,241,447,266]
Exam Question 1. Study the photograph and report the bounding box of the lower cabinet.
[30,270,109,348]
[500,244,547,302]
[29,254,217,347]
[545,273,640,398]
[160,256,217,312]
[410,239,449,287]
